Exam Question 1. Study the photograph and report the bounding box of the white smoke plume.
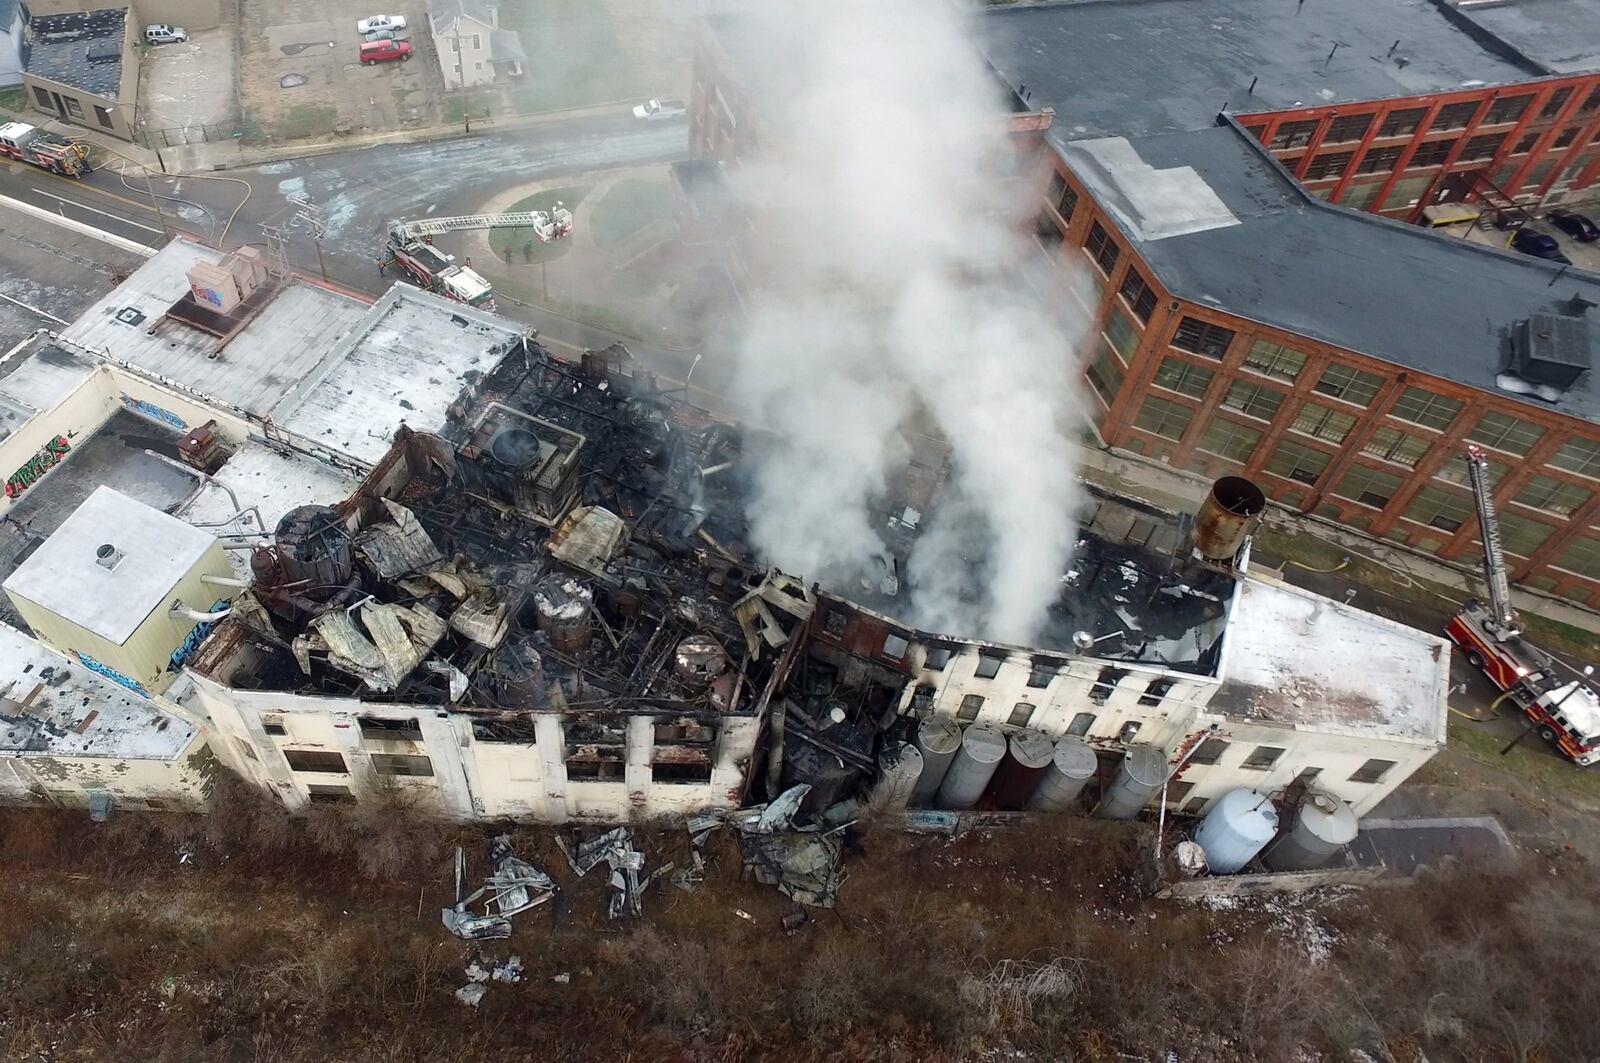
[727,0,1091,647]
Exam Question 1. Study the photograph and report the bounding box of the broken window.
[1182,795,1209,815]
[262,718,287,736]
[1084,222,1120,276]
[1240,745,1285,771]
[909,685,936,717]
[974,653,1004,680]
[1171,317,1235,361]
[925,647,952,671]
[653,761,713,783]
[881,633,910,660]
[1027,661,1056,689]
[1268,119,1318,150]
[371,753,435,777]
[1348,758,1396,784]
[566,755,625,781]
[1008,702,1036,728]
[1189,737,1229,765]
[1088,666,1127,705]
[359,716,424,742]
[1165,781,1195,805]
[284,749,348,774]
[1117,721,1143,744]
[957,694,985,721]
[823,609,847,638]
[1066,712,1096,737]
[1138,677,1176,707]
[306,784,356,804]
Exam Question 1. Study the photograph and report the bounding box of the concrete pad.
[141,28,239,133]
[266,22,337,52]
[1348,815,1517,875]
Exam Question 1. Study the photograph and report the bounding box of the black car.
[1549,210,1600,242]
[1509,229,1574,265]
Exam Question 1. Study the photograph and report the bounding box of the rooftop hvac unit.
[1512,313,1591,391]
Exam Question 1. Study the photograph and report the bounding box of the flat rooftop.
[25,8,127,100]
[0,624,196,760]
[0,341,98,431]
[1213,576,1450,743]
[1443,0,1600,76]
[980,0,1560,140]
[1063,125,1600,423]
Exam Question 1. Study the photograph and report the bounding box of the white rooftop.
[0,340,98,432]
[3,485,216,645]
[0,624,196,759]
[1214,576,1450,744]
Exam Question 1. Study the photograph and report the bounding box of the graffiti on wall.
[194,285,225,309]
[169,599,230,672]
[76,652,151,699]
[120,394,187,432]
[4,435,71,499]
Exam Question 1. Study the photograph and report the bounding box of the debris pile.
[558,827,674,919]
[442,835,556,941]
[455,955,524,1007]
[733,784,847,908]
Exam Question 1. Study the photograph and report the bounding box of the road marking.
[31,189,165,235]
[0,291,68,325]
[0,193,156,257]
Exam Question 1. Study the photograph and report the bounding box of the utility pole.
[288,192,328,282]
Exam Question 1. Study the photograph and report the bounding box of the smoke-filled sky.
[727,0,1090,648]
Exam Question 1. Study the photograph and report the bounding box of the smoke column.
[727,0,1090,646]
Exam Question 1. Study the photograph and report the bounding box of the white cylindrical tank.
[867,742,924,813]
[1193,789,1279,874]
[1028,736,1098,812]
[1093,744,1166,820]
[911,716,962,805]
[1264,788,1359,871]
[935,722,1007,809]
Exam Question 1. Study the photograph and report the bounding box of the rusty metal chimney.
[1192,476,1266,561]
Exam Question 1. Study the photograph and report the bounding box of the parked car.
[356,14,407,33]
[1549,210,1600,242]
[144,23,188,44]
[363,27,409,42]
[1509,229,1573,265]
[359,38,412,64]
[632,98,687,121]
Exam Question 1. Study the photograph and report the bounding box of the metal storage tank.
[1264,788,1359,871]
[1093,744,1167,820]
[273,505,353,598]
[1028,736,1099,812]
[987,728,1056,809]
[532,577,594,654]
[1194,789,1280,874]
[866,742,924,812]
[1193,476,1266,561]
[935,722,1006,809]
[911,716,962,805]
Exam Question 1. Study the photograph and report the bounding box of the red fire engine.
[0,122,94,177]
[381,208,574,311]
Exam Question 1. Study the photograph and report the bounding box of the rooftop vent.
[1512,313,1592,391]
[86,41,120,63]
[95,543,124,569]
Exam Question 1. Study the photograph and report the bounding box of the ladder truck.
[380,207,575,311]
[1446,443,1600,765]
[0,122,94,177]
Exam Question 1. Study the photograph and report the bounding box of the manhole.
[279,73,308,88]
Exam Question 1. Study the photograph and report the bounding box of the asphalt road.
[0,205,148,348]
[0,115,708,386]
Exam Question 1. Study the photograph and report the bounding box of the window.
[1035,212,1064,251]
[1134,396,1194,441]
[262,720,288,737]
[1182,795,1209,814]
[306,784,356,804]
[94,105,113,130]
[1513,132,1539,154]
[1522,159,1557,189]
[1240,745,1285,771]
[451,38,460,50]
[371,753,434,777]
[1334,465,1404,509]
[474,62,483,71]
[1325,114,1372,143]
[1152,357,1214,399]
[1304,151,1353,181]
[1171,317,1235,360]
[1468,412,1545,455]
[33,86,51,109]
[1117,721,1143,744]
[1515,475,1592,517]
[472,33,482,48]
[1356,146,1405,174]
[1554,536,1600,579]
[1008,702,1036,728]
[1430,101,1480,131]
[881,633,909,660]
[1461,133,1507,161]
[1361,426,1430,468]
[974,653,1003,679]
[1267,440,1333,485]
[1581,86,1600,116]
[1026,661,1056,688]
[823,609,847,637]
[1222,381,1284,421]
[1138,677,1175,707]
[1048,171,1078,221]
[1291,403,1358,444]
[654,760,713,783]
[62,97,84,119]
[1378,108,1426,137]
[1540,87,1573,119]
[1269,120,1319,150]
[925,647,951,671]
[957,694,985,721]
[284,749,348,774]
[1086,344,1124,406]
[1104,305,1140,361]
[1189,737,1229,765]
[1089,667,1127,705]
[1381,175,1432,210]
[1551,437,1600,479]
[1485,95,1532,125]
[1551,126,1580,150]
[1348,758,1396,784]
[1085,221,1120,275]
[1066,712,1096,737]
[1242,340,1306,381]
[1437,451,1509,488]
[1118,268,1157,323]
[1390,387,1462,431]
[1405,485,1473,532]
[1295,766,1324,782]
[1497,512,1556,557]
[1408,139,1457,167]
[1197,418,1263,464]
[1165,781,1195,805]
[1314,364,1385,406]
[359,716,424,742]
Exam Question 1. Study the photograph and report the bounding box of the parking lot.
[138,28,240,146]
[238,0,445,141]
[1443,203,1600,273]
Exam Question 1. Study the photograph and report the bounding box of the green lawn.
[0,85,28,122]
[489,186,590,264]
[590,178,674,250]
[1447,718,1600,800]
[272,103,338,141]
[497,0,651,112]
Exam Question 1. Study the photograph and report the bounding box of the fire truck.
[381,207,574,310]
[1446,444,1600,765]
[0,122,94,177]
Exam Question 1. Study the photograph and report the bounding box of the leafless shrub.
[959,956,1084,1033]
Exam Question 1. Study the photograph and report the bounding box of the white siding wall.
[435,16,495,89]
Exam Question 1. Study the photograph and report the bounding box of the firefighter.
[522,240,533,263]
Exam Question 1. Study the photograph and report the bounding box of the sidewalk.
[39,119,168,174]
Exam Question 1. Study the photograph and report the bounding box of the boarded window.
[306,784,356,804]
[284,749,347,774]
[1348,758,1396,784]
[1008,702,1036,728]
[1240,745,1285,771]
[1066,712,1096,736]
[1165,780,1195,805]
[957,694,985,721]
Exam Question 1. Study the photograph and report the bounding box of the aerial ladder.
[1446,444,1600,764]
[379,207,575,310]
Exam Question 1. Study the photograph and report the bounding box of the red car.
[359,39,411,64]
